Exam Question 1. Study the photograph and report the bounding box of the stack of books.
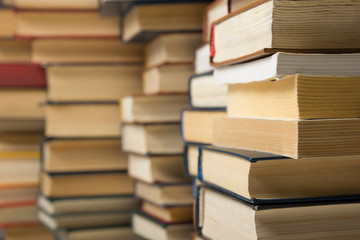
[11,1,145,239]
[0,4,53,240]
[189,0,360,239]
[115,1,209,239]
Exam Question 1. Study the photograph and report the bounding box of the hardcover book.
[31,39,144,64]
[46,64,143,102]
[128,154,190,184]
[15,10,120,39]
[199,145,360,202]
[120,93,189,123]
[142,63,193,94]
[135,181,193,206]
[121,2,207,42]
[45,102,120,138]
[41,171,133,198]
[13,0,98,10]
[211,0,360,66]
[196,186,360,240]
[42,138,128,173]
[0,40,31,63]
[145,33,202,69]
[55,226,137,240]
[122,122,183,155]
[132,210,193,240]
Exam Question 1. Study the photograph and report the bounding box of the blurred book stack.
[185,0,360,239]
[8,0,144,239]
[0,3,53,240]
[116,1,210,239]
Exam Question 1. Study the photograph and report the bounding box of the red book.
[0,64,46,87]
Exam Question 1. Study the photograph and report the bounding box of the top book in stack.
[211,0,360,65]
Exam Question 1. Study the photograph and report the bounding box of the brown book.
[0,9,15,38]
[211,0,360,66]
[43,138,128,173]
[213,117,360,159]
[45,102,120,138]
[122,2,207,42]
[15,11,120,38]
[32,38,144,64]
[0,40,31,63]
[13,0,98,10]
[41,172,133,197]
[46,64,143,102]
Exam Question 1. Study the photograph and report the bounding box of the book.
[135,181,193,206]
[13,0,98,10]
[183,143,203,177]
[55,226,137,240]
[0,40,30,63]
[211,0,360,66]
[228,75,360,120]
[0,156,39,188]
[229,0,258,12]
[214,52,360,85]
[99,0,211,16]
[120,93,189,123]
[141,201,193,223]
[0,120,44,133]
[142,63,193,94]
[42,138,128,173]
[0,187,37,206]
[202,0,228,43]
[0,64,46,88]
[41,171,133,197]
[189,72,227,109]
[46,64,143,102]
[38,209,132,231]
[121,2,207,42]
[194,44,213,74]
[132,211,193,240]
[197,186,360,240]
[145,33,202,68]
[31,39,144,64]
[0,88,46,120]
[0,202,37,227]
[45,102,120,138]
[199,145,360,202]
[0,132,43,152]
[37,194,137,215]
[15,11,120,39]
[4,225,54,240]
[181,109,226,144]
[128,153,190,184]
[0,9,15,38]
[122,123,183,155]
[213,117,360,159]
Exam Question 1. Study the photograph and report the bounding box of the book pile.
[115,1,209,239]
[186,0,360,239]
[0,4,53,240]
[9,1,145,239]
